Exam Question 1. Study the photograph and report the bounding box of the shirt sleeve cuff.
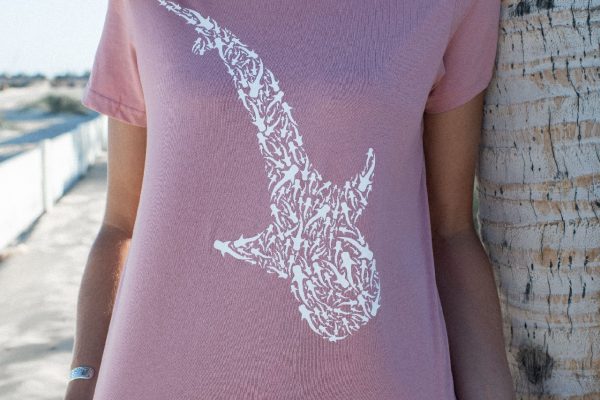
[81,86,147,128]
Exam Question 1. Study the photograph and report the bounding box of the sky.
[0,1,108,78]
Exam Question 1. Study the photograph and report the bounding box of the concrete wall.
[0,115,107,251]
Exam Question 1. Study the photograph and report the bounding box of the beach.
[0,154,107,400]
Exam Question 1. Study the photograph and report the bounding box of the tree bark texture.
[477,0,600,398]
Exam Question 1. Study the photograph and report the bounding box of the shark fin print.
[158,1,381,342]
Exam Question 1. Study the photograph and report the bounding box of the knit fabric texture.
[81,0,500,398]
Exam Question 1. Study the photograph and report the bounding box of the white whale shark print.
[159,0,381,342]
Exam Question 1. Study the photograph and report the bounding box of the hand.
[64,379,96,400]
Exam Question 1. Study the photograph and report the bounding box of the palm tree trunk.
[477,0,600,398]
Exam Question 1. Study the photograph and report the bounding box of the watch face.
[69,366,95,380]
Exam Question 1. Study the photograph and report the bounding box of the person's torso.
[93,1,458,398]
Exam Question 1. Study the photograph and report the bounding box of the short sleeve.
[424,0,501,114]
[81,0,147,127]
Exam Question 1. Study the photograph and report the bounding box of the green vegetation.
[20,94,88,115]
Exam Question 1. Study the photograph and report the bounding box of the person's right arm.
[64,117,146,400]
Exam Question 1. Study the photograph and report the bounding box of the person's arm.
[64,117,146,400]
[423,91,516,400]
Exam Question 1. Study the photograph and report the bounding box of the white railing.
[0,115,107,251]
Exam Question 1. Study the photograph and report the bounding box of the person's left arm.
[423,91,516,400]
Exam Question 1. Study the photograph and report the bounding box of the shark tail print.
[159,0,381,342]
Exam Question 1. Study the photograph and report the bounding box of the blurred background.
[0,2,111,399]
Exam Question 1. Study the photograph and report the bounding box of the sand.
[0,155,107,400]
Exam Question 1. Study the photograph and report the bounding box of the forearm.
[432,229,515,400]
[64,224,131,400]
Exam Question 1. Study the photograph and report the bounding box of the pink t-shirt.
[81,0,500,398]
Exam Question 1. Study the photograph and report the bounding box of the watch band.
[69,366,95,381]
